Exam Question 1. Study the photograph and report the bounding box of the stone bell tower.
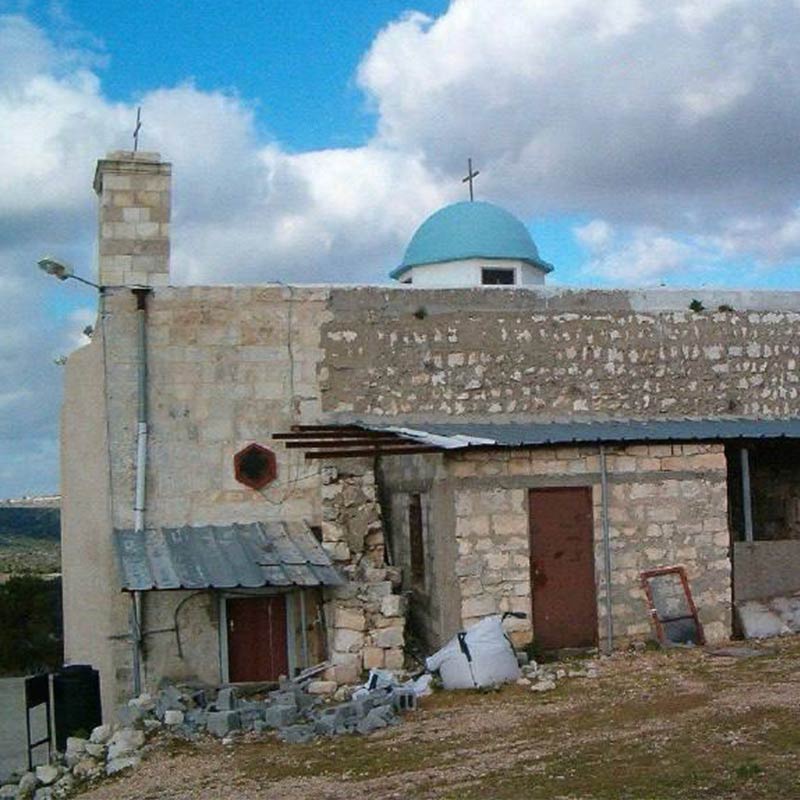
[93,151,172,287]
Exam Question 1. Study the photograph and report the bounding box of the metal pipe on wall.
[599,445,614,654]
[131,288,151,696]
[740,447,754,544]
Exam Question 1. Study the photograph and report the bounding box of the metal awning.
[113,521,344,591]
[274,418,800,458]
[366,417,800,447]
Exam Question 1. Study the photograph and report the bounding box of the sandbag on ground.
[425,615,520,689]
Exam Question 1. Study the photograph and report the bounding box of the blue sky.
[22,1,446,151]
[2,0,800,496]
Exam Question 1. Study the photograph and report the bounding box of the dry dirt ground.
[78,638,800,800]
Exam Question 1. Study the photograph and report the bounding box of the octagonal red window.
[234,443,278,490]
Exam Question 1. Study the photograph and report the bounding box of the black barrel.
[52,665,102,751]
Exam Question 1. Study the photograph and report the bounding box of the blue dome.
[391,201,553,280]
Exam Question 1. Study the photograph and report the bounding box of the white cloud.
[574,220,720,284]
[65,307,95,351]
[4,1,800,493]
[358,0,800,260]
[574,220,614,251]
[708,209,800,264]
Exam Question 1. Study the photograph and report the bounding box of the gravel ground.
[76,637,800,800]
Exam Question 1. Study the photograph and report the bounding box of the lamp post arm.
[69,274,102,290]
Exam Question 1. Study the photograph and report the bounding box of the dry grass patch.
[78,638,800,800]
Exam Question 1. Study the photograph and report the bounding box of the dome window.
[481,267,516,285]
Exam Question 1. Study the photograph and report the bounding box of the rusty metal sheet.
[284,520,331,566]
[162,527,208,589]
[114,529,155,590]
[144,527,181,589]
[266,522,308,565]
[112,520,343,591]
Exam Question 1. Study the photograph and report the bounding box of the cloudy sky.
[2,0,800,498]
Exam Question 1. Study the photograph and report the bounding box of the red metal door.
[226,595,289,682]
[529,487,598,650]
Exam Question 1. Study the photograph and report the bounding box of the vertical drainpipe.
[131,288,151,696]
[740,447,754,544]
[599,445,614,654]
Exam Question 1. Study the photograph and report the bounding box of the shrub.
[0,575,63,675]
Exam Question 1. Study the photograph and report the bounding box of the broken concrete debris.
[516,658,600,693]
[0,674,418,800]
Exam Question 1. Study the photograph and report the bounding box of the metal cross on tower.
[133,107,142,153]
[462,158,480,201]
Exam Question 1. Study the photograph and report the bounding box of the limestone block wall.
[101,286,329,532]
[66,281,796,707]
[453,486,532,647]
[94,151,171,287]
[445,442,731,647]
[60,323,124,719]
[320,461,406,680]
[66,285,334,707]
[321,287,800,420]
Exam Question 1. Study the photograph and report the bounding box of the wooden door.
[226,595,288,682]
[529,487,598,650]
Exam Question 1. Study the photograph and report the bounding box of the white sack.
[737,600,792,639]
[425,615,520,689]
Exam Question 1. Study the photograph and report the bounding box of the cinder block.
[278,724,315,744]
[206,710,241,737]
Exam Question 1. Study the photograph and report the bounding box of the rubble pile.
[0,678,416,799]
[515,658,600,692]
[136,678,416,742]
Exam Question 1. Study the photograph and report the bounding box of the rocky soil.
[66,636,800,800]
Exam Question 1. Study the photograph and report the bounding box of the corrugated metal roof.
[113,521,344,591]
[363,418,800,449]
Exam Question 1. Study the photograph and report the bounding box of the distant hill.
[0,497,61,575]
[0,506,60,543]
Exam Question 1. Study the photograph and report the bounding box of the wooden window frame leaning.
[640,565,706,646]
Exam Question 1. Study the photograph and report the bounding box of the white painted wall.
[401,257,547,287]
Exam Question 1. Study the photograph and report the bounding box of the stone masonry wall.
[453,486,532,647]
[67,282,792,706]
[69,286,331,706]
[102,286,329,531]
[320,461,406,681]
[447,443,731,646]
[375,454,462,651]
[94,151,171,287]
[321,287,800,420]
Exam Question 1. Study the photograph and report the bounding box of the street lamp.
[37,257,101,290]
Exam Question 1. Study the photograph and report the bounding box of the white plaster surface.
[402,258,546,287]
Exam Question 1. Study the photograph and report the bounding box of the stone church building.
[61,151,800,715]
